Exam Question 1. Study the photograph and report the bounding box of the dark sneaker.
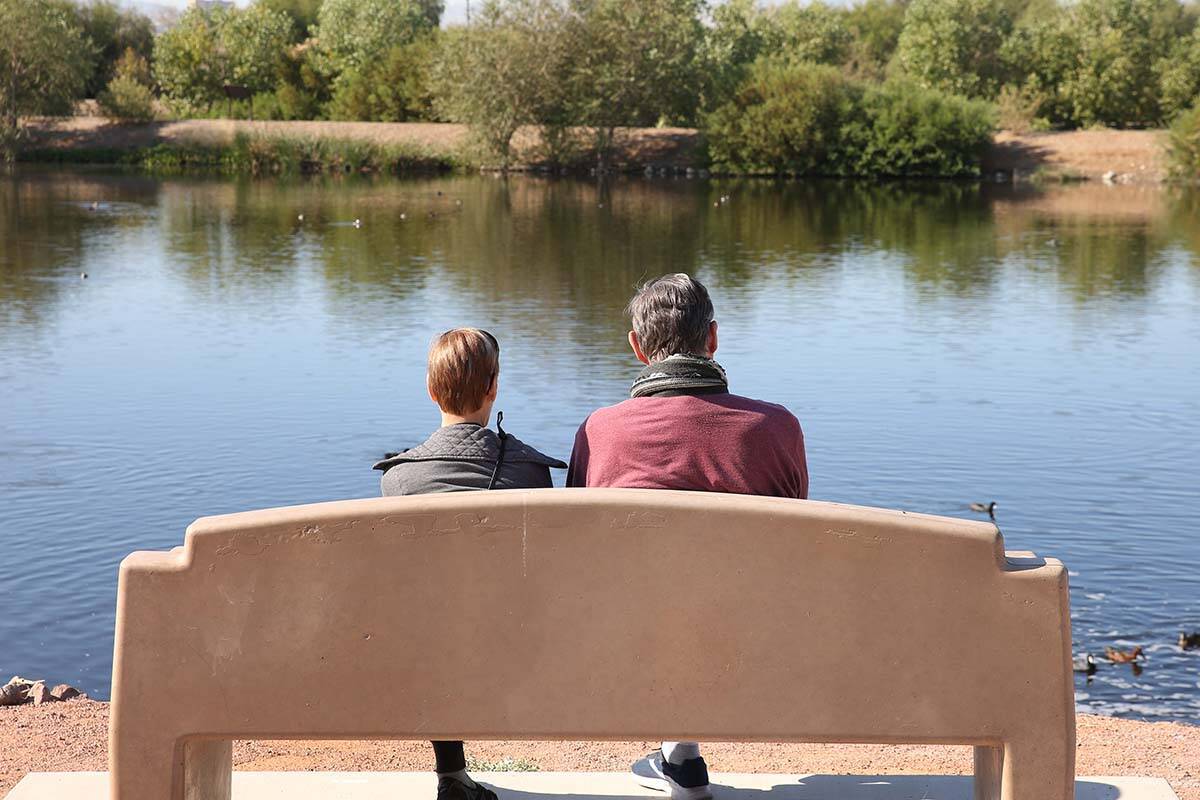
[631,750,713,800]
[437,776,499,800]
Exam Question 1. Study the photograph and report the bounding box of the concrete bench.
[110,488,1074,800]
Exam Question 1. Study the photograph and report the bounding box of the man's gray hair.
[626,273,715,361]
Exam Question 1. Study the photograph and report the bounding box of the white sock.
[438,769,477,788]
[662,741,701,765]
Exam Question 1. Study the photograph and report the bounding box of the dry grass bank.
[22,117,1168,180]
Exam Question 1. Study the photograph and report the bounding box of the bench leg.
[184,739,233,800]
[111,735,231,800]
[973,745,1003,800]
[974,739,1073,800]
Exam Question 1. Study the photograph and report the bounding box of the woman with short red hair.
[373,328,565,800]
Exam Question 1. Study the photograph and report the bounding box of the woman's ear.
[628,330,651,365]
[427,374,440,407]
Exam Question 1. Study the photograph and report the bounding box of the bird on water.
[1104,645,1144,663]
[1180,632,1200,650]
[969,501,998,520]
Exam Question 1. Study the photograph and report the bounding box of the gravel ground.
[2,701,1195,798]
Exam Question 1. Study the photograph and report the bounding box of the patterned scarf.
[630,354,729,398]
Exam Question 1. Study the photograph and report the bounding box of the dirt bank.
[1,701,1195,798]
[23,118,1167,180]
[983,129,1168,183]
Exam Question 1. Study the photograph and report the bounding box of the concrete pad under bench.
[4,772,1180,799]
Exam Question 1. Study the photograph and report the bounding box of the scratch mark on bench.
[822,528,891,548]
[612,511,668,530]
[522,496,529,578]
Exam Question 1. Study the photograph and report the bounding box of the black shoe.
[632,750,713,800]
[437,776,498,800]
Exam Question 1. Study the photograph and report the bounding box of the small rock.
[0,679,30,706]
[1102,170,1118,184]
[50,684,81,702]
[28,681,54,705]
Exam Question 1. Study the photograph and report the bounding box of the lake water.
[1,168,1198,723]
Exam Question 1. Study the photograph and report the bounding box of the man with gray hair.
[567,273,809,800]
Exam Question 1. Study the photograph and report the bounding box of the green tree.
[313,0,443,78]
[1157,29,1200,120]
[843,0,908,79]
[893,0,1014,97]
[1166,98,1200,177]
[327,35,440,121]
[434,0,573,167]
[222,4,296,93]
[0,0,93,159]
[703,0,777,108]
[1006,0,1194,127]
[155,4,294,113]
[1002,10,1077,126]
[566,0,707,166]
[769,2,853,65]
[261,0,322,36]
[76,0,154,97]
[1060,0,1186,126]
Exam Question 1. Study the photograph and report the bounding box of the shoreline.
[17,118,1170,182]
[1,701,1196,798]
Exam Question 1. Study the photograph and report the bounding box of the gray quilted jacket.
[373,422,566,496]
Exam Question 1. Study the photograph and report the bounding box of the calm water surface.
[1,168,1198,722]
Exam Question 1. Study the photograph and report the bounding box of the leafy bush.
[1167,102,1200,179]
[98,75,155,121]
[856,80,995,176]
[704,60,867,175]
[704,60,995,176]
[995,83,1046,132]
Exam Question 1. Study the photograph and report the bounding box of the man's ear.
[487,372,499,401]
[707,320,719,358]
[629,330,651,365]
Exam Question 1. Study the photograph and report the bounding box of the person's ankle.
[438,769,477,789]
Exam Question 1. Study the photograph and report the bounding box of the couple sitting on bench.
[373,273,810,800]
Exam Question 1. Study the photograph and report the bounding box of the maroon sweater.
[567,392,809,499]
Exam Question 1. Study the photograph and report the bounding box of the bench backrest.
[112,488,1072,746]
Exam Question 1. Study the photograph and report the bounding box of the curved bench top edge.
[184,489,993,532]
[177,489,1002,545]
